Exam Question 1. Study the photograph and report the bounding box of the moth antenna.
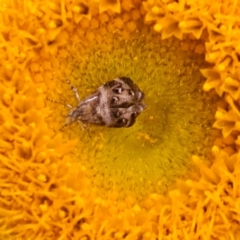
[66,78,81,103]
[46,97,73,109]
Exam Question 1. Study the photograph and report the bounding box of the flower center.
[52,28,218,199]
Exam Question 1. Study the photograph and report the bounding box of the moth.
[65,77,146,128]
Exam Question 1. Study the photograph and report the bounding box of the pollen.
[1,0,240,239]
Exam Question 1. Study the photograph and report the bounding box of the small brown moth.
[67,77,146,128]
[49,77,146,129]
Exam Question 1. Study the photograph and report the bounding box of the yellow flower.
[1,0,240,239]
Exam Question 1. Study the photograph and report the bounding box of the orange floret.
[1,0,240,239]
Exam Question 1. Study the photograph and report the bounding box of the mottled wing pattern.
[67,77,146,128]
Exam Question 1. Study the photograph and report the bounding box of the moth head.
[65,108,80,125]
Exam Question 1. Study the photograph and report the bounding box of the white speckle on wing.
[83,95,99,104]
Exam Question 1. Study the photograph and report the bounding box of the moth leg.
[60,122,70,131]
[77,119,91,138]
[66,78,81,103]
[46,97,73,109]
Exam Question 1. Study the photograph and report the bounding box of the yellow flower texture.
[1,0,240,239]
